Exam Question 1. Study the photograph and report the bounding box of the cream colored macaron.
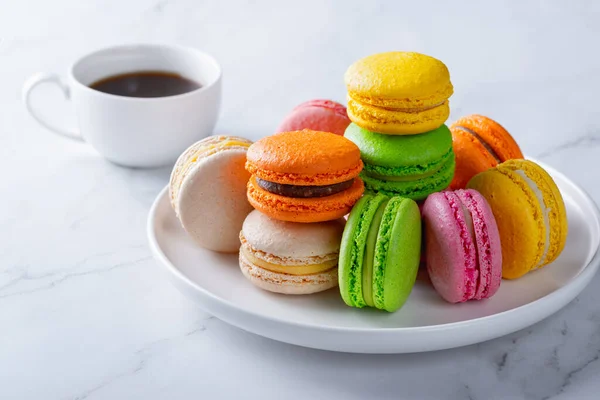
[239,210,345,294]
[169,135,254,253]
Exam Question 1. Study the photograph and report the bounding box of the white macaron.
[239,210,345,294]
[170,135,254,253]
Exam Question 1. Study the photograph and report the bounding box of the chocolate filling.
[256,178,354,198]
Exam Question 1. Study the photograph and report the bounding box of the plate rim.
[148,159,600,335]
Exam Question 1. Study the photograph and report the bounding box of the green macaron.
[344,123,455,200]
[339,193,421,312]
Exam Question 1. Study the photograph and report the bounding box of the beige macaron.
[239,210,345,294]
[170,135,254,253]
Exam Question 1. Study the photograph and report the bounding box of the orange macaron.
[450,115,524,189]
[246,129,365,222]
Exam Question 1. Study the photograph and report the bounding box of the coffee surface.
[90,71,201,98]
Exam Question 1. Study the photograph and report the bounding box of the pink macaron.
[422,189,502,303]
[276,99,351,135]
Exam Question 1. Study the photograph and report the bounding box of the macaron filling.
[453,125,501,163]
[360,157,455,200]
[339,194,389,308]
[456,190,499,299]
[443,191,478,301]
[361,198,389,307]
[240,246,336,275]
[372,197,402,309]
[349,94,446,113]
[514,169,551,269]
[255,177,355,198]
[362,150,453,181]
[239,233,338,276]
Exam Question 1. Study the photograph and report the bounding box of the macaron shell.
[344,52,453,109]
[276,100,350,136]
[247,176,365,223]
[467,169,545,279]
[347,97,450,135]
[295,99,348,117]
[422,192,478,303]
[455,189,502,299]
[500,160,568,266]
[454,115,523,161]
[239,252,338,295]
[241,210,345,260]
[449,126,498,189]
[246,130,362,185]
[170,135,252,211]
[177,148,253,252]
[344,123,453,171]
[373,197,421,312]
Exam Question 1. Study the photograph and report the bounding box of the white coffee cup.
[23,44,222,168]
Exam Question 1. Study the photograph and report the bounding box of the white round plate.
[148,161,600,354]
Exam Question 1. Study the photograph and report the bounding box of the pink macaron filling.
[443,191,478,301]
[423,192,476,303]
[455,189,502,299]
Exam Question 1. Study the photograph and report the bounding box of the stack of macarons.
[239,129,365,294]
[343,52,456,200]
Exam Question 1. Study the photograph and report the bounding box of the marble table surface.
[2,1,600,399]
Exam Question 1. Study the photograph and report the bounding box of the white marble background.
[1,1,600,399]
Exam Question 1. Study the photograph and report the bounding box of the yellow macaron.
[467,159,568,279]
[345,52,453,135]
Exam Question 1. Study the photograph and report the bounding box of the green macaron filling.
[362,149,454,180]
[361,156,456,201]
[373,197,422,312]
[361,198,389,308]
[339,194,389,308]
[339,193,421,313]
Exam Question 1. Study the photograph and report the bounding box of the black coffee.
[89,71,201,98]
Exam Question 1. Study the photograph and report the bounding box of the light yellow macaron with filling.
[170,135,254,253]
[239,210,345,294]
[467,159,568,279]
[345,51,453,135]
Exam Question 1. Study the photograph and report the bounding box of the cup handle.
[22,73,83,142]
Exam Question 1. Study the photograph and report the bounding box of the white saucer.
[147,161,600,353]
